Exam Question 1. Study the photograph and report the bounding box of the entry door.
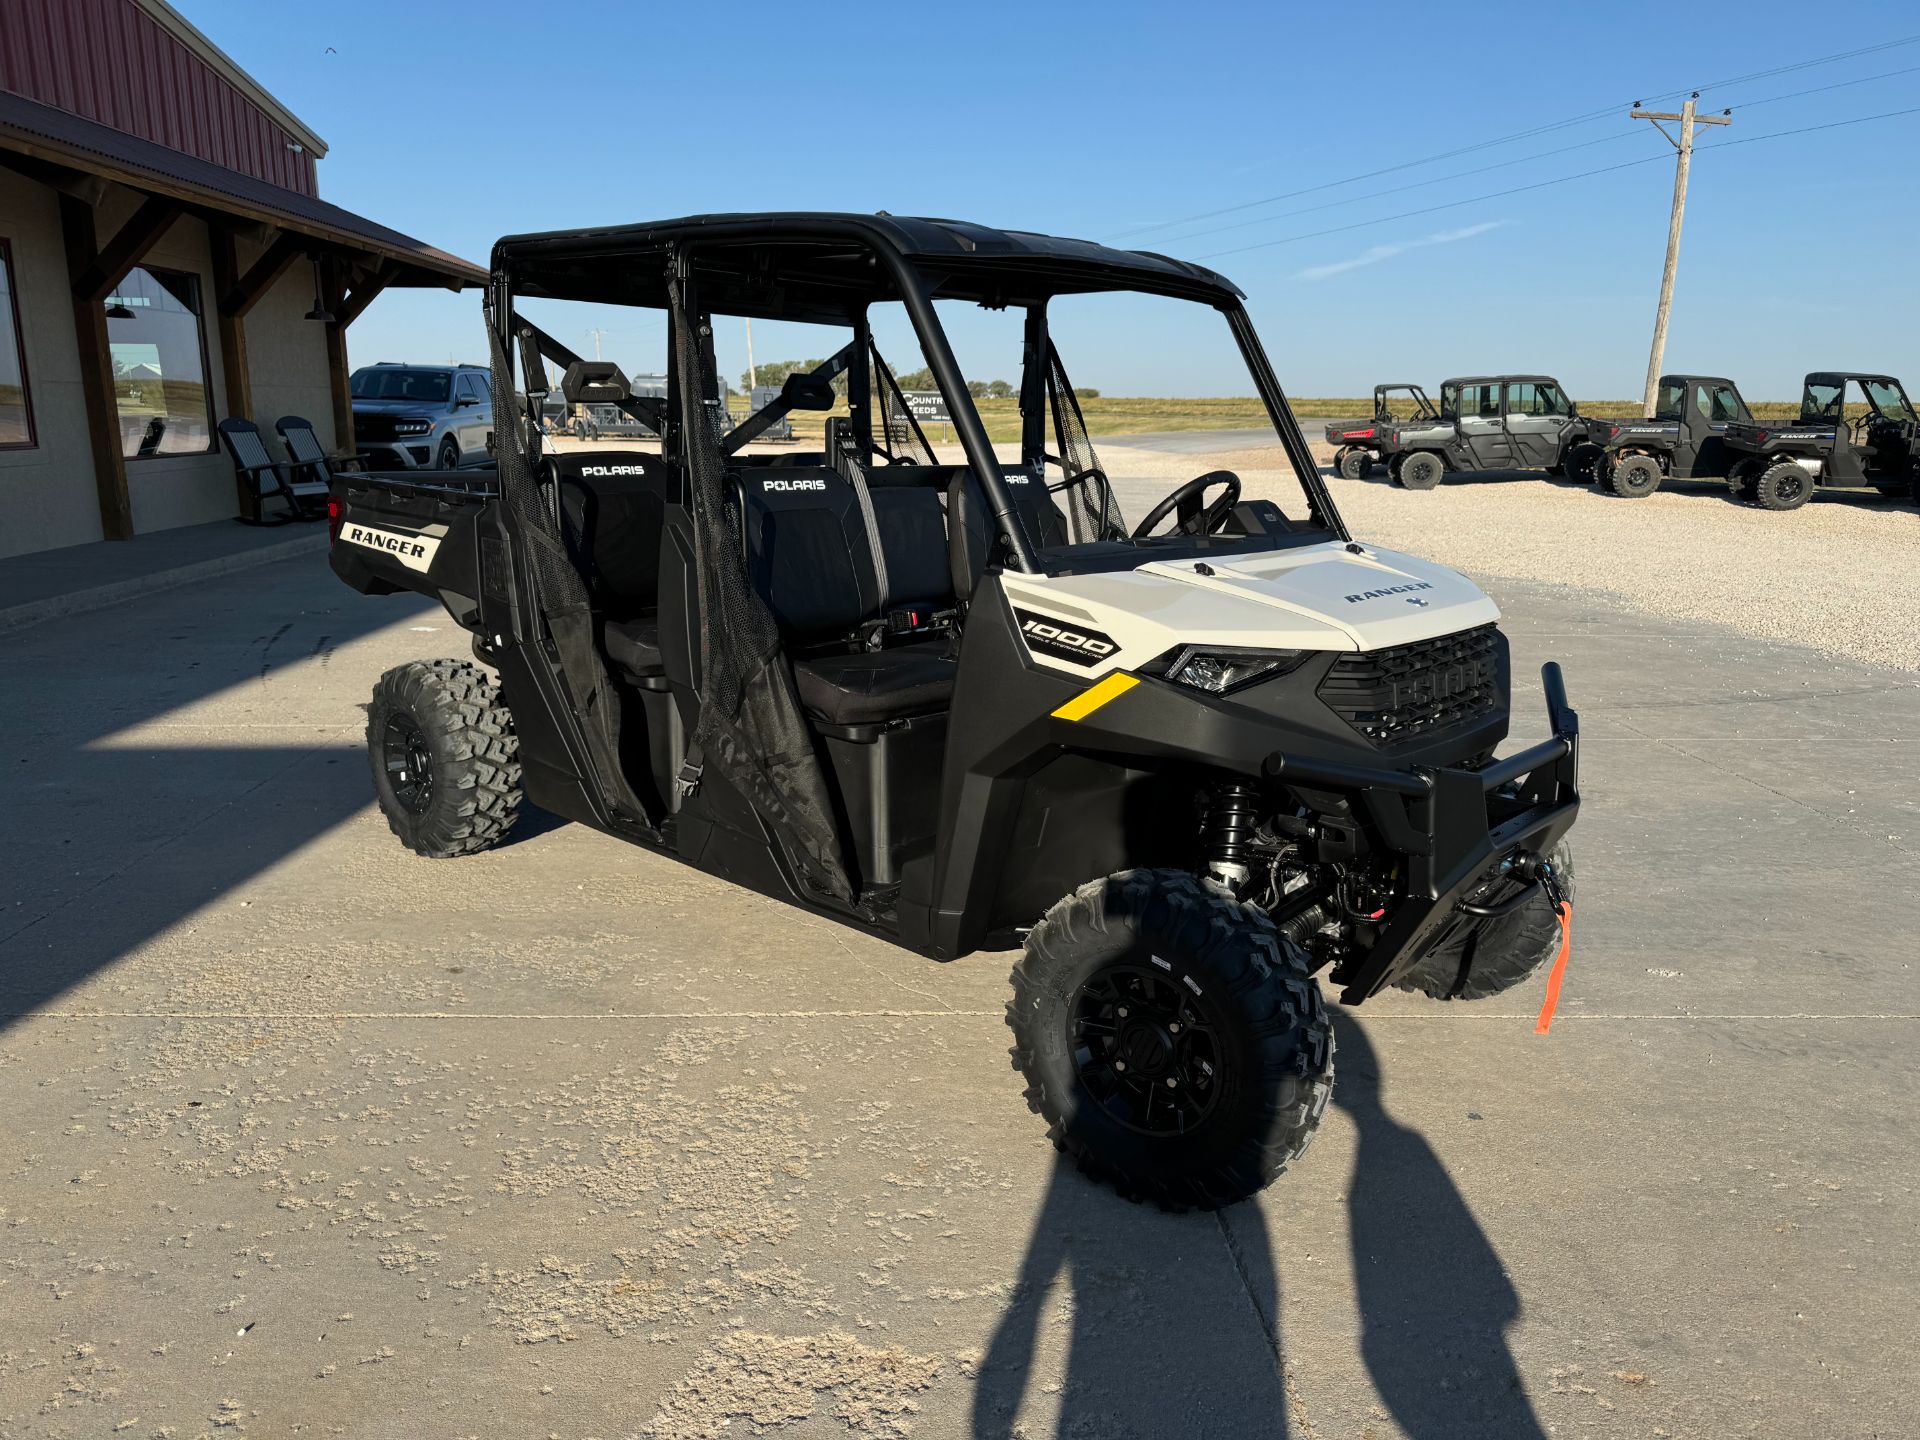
[1454,382,1511,466]
[1503,381,1572,468]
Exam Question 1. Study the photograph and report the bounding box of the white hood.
[1000,541,1500,679]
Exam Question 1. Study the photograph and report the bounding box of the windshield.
[351,367,452,403]
[1863,378,1916,421]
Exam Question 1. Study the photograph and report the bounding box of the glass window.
[0,240,35,449]
[1802,380,1842,422]
[105,265,213,458]
[1655,381,1687,421]
[1695,383,1750,423]
[1507,381,1569,417]
[350,366,453,403]
[457,372,487,404]
[1457,383,1500,418]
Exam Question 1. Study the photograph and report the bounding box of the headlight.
[1164,646,1309,695]
[393,418,435,436]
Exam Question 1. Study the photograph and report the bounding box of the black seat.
[734,465,957,724]
[550,451,677,678]
[944,466,1070,599]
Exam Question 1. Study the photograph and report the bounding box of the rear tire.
[1398,451,1446,491]
[1387,453,1406,487]
[1337,447,1372,481]
[367,659,522,858]
[1606,453,1664,499]
[1395,843,1574,1001]
[1752,461,1813,511]
[1008,869,1333,1210]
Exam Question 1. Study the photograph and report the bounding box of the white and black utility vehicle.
[1376,374,1606,490]
[1589,373,1754,499]
[1324,383,1437,480]
[1720,371,1920,511]
[328,214,1581,1208]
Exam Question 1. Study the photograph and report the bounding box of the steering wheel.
[1131,470,1242,539]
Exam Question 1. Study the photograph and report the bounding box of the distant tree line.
[743,361,1080,401]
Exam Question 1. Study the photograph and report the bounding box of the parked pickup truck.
[1378,374,1606,490]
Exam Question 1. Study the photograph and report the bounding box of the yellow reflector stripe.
[1052,672,1139,722]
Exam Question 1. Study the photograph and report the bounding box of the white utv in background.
[328,213,1581,1209]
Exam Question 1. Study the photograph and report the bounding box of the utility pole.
[744,317,757,394]
[1631,93,1730,416]
[587,327,607,361]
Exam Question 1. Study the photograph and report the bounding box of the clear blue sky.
[185,0,1920,401]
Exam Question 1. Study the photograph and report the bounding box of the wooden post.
[58,194,134,541]
[321,254,356,458]
[1632,96,1731,417]
[210,226,252,422]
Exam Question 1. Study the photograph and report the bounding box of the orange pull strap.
[1534,902,1574,1034]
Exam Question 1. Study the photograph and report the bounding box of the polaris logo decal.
[763,477,827,492]
[581,464,649,476]
[1344,582,1435,604]
[340,521,441,574]
[1014,608,1118,668]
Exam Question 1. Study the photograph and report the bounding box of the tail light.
[1752,430,1768,445]
[326,494,344,543]
[1342,427,1376,440]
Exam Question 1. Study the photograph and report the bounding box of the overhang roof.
[496,211,1244,322]
[0,89,484,288]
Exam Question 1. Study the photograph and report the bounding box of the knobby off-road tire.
[1398,451,1446,491]
[367,659,522,858]
[1008,869,1334,1210]
[1752,461,1813,511]
[1338,447,1373,481]
[1606,453,1664,499]
[1566,443,1604,484]
[1395,842,1574,1001]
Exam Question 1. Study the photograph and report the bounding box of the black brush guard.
[1266,663,1581,1003]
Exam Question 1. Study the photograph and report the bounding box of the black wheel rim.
[382,712,434,815]
[1070,963,1224,1137]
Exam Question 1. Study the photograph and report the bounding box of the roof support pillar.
[210,225,252,422]
[58,194,134,541]
[321,255,356,458]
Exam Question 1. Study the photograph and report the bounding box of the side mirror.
[455,396,479,409]
[779,371,836,412]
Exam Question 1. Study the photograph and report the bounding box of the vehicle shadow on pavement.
[969,1156,1288,1439]
[1332,1012,1548,1439]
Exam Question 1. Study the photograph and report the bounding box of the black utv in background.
[1324,383,1436,480]
[1376,375,1606,490]
[1589,374,1753,499]
[1720,371,1920,511]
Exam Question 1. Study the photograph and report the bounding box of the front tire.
[1398,451,1446,491]
[367,659,522,858]
[1566,443,1604,484]
[1008,870,1333,1210]
[1395,843,1574,1001]
[1752,461,1813,511]
[437,437,461,471]
[1606,453,1664,499]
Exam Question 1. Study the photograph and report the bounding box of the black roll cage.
[487,213,1349,570]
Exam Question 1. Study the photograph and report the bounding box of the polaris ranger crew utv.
[1589,374,1754,499]
[1377,374,1606,490]
[1720,371,1920,511]
[1324,383,1437,480]
[328,214,1581,1208]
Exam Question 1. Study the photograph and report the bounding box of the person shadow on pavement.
[1333,1011,1548,1439]
[970,1154,1287,1439]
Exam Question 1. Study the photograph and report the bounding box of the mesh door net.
[486,307,656,832]
[669,277,854,903]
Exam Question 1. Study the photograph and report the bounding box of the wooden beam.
[0,149,108,205]
[322,255,356,458]
[58,194,134,541]
[71,195,182,305]
[220,230,303,319]
[336,260,397,329]
[210,226,252,422]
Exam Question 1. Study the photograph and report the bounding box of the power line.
[1114,32,1920,247]
[1192,102,1920,261]
[1712,61,1920,112]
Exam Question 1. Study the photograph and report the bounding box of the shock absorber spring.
[1200,783,1260,891]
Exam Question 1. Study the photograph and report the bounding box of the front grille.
[1319,624,1500,745]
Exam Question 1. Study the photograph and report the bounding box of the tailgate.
[329,473,494,622]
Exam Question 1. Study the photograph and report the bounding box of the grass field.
[767,393,1807,445]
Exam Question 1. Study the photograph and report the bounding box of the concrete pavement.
[0,542,1915,1438]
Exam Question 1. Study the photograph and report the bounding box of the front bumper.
[1265,662,1581,1003]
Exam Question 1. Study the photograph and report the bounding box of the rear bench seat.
[733,466,956,726]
